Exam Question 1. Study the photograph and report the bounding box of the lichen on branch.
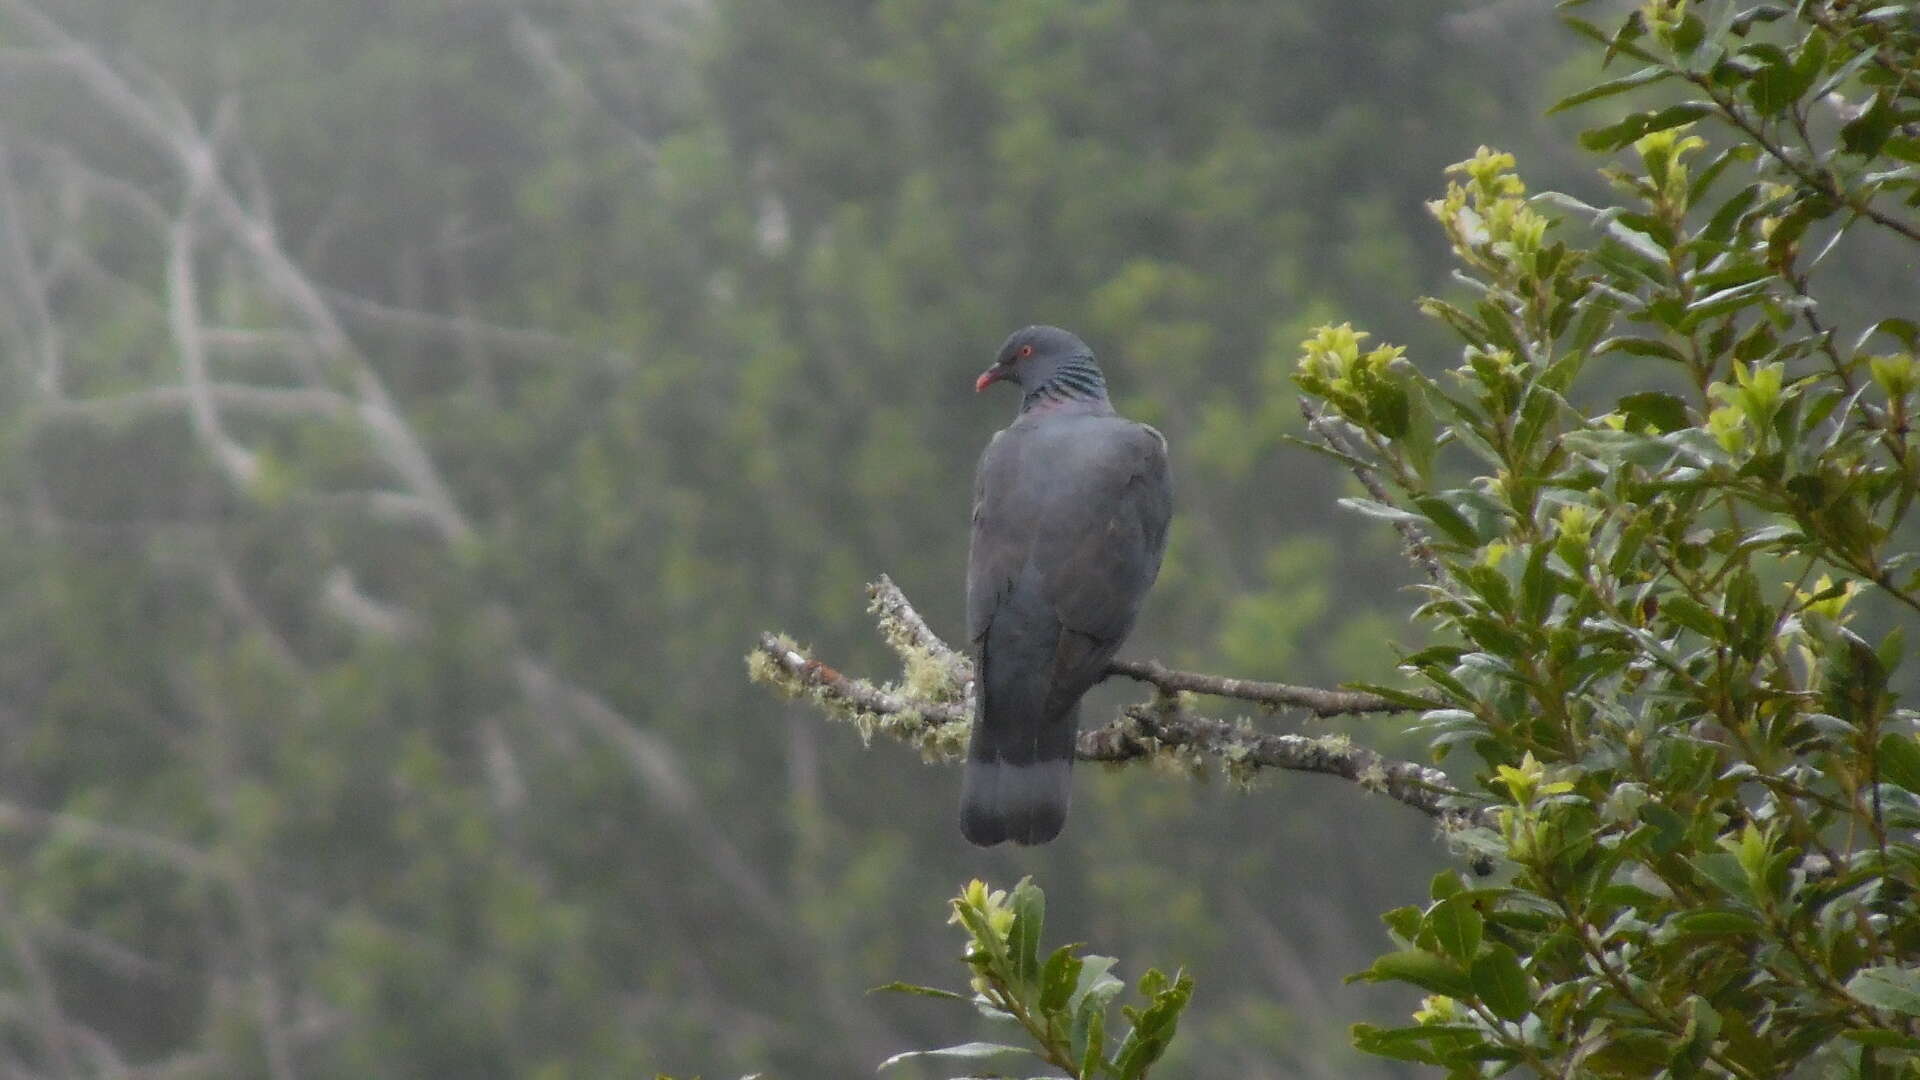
[749,578,1493,841]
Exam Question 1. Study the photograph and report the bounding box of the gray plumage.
[961,326,1172,846]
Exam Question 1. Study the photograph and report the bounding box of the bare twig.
[1107,658,1424,717]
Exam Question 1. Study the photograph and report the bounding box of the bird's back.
[961,410,1170,845]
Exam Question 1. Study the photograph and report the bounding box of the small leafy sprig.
[876,878,1191,1079]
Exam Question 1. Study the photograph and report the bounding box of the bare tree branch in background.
[0,0,921,1069]
[0,0,788,925]
[0,885,77,1080]
[0,143,60,393]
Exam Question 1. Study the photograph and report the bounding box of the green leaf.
[1685,277,1774,323]
[1730,5,1789,34]
[1369,380,1412,439]
[1470,943,1531,1021]
[877,1042,1033,1071]
[1847,966,1920,1015]
[1767,196,1833,267]
[1617,390,1691,433]
[1078,1007,1107,1079]
[1842,1028,1920,1051]
[869,981,970,1002]
[1641,803,1688,854]
[1579,103,1714,153]
[1842,91,1898,157]
[1599,336,1688,363]
[1426,895,1483,965]
[1787,31,1828,103]
[1668,12,1705,52]
[1676,995,1724,1067]
[1691,851,1755,901]
[1700,184,1762,244]
[1009,877,1045,993]
[1351,1022,1464,1066]
[1735,523,1804,551]
[1349,949,1473,997]
[1551,65,1671,113]
[1563,428,1677,470]
[1661,595,1724,637]
[1069,955,1123,1018]
[1879,733,1920,795]
[1111,971,1192,1080]
[1585,1033,1678,1078]
[1069,953,1124,1063]
[1342,682,1440,711]
[1137,967,1167,1000]
[1519,542,1555,625]
[1382,904,1424,942]
[1413,495,1482,547]
[1038,944,1083,1016]
[1670,909,1764,937]
[1338,497,1423,524]
[1746,36,1824,114]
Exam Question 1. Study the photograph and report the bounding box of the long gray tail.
[959,704,1076,847]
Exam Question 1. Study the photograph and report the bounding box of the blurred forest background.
[0,0,1772,1076]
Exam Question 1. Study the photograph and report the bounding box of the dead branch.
[167,204,260,485]
[1107,659,1422,716]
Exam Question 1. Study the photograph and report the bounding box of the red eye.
[1017,344,1033,358]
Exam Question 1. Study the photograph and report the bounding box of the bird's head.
[974,325,1097,394]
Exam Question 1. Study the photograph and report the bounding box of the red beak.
[975,366,1007,393]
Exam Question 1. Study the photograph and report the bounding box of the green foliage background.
[8,1,1883,1077]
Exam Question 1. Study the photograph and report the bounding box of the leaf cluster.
[878,879,1192,1080]
[1297,2,1920,1075]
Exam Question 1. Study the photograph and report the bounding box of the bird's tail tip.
[959,759,1070,847]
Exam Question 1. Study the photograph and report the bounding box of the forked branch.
[750,578,1491,836]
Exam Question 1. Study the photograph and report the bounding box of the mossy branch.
[749,579,1492,839]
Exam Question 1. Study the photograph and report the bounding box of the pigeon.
[961,326,1172,846]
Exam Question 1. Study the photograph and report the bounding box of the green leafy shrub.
[1297,2,1920,1075]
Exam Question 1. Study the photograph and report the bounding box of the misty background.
[0,1,1637,1076]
